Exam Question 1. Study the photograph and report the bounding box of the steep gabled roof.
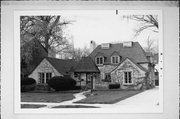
[46,57,78,75]
[89,42,149,64]
[111,57,148,73]
[74,57,100,73]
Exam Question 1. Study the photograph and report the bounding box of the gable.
[111,58,147,76]
[29,59,62,81]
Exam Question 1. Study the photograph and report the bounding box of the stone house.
[28,57,100,89]
[89,41,155,90]
[28,57,77,84]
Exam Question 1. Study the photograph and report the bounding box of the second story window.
[96,56,104,65]
[111,56,119,64]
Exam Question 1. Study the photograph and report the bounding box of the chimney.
[101,43,110,49]
[123,41,133,47]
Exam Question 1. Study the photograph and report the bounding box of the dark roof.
[74,57,100,73]
[46,57,78,75]
[89,42,149,64]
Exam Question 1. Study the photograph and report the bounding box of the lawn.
[75,90,142,104]
[21,92,75,103]
[21,104,46,108]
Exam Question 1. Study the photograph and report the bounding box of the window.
[96,56,104,65]
[104,73,111,82]
[123,71,133,85]
[38,72,52,84]
[111,56,119,64]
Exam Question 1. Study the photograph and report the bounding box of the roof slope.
[46,57,78,75]
[74,57,100,73]
[89,42,149,63]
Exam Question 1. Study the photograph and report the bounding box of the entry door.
[87,74,92,89]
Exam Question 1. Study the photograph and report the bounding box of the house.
[28,57,100,89]
[28,57,77,84]
[89,41,155,90]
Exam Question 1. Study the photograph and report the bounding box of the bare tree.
[69,46,91,61]
[123,15,158,37]
[21,16,73,63]
[144,36,158,54]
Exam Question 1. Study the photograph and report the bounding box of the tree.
[144,36,158,54]
[123,15,158,37]
[69,46,91,61]
[20,16,72,63]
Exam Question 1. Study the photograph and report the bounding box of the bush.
[21,78,36,92]
[108,84,120,89]
[47,76,76,91]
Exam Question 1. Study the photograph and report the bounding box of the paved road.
[21,87,159,110]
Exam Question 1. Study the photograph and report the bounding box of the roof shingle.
[74,57,100,73]
[89,42,149,64]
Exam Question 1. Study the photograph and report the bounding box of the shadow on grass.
[21,104,47,108]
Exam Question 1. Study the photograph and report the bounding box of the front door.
[86,74,93,89]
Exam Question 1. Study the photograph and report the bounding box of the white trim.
[123,70,133,85]
[95,56,104,65]
[111,55,120,64]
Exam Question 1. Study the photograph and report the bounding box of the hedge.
[108,84,120,89]
[21,78,36,92]
[47,76,76,91]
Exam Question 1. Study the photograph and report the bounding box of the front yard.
[21,92,75,103]
[75,90,142,104]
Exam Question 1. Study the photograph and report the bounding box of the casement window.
[123,71,133,85]
[111,56,119,64]
[96,56,104,65]
[38,72,52,84]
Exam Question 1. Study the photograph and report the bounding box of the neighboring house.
[28,57,77,84]
[89,41,155,90]
[152,53,159,86]
[28,56,100,89]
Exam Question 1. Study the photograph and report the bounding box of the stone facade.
[29,59,62,83]
[94,58,149,90]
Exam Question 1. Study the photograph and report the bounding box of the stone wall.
[28,59,62,83]
[95,58,149,90]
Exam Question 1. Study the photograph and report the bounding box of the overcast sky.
[60,10,158,49]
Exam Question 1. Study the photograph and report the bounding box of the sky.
[60,10,159,50]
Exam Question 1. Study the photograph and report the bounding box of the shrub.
[108,84,120,89]
[21,78,36,92]
[47,76,76,91]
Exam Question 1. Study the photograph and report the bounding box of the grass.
[52,105,99,108]
[75,90,142,104]
[21,104,46,108]
[21,92,75,103]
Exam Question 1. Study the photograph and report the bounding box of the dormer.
[111,51,121,64]
[101,43,110,49]
[123,41,133,48]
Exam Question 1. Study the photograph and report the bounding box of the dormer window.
[101,43,110,49]
[96,56,104,65]
[111,56,119,64]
